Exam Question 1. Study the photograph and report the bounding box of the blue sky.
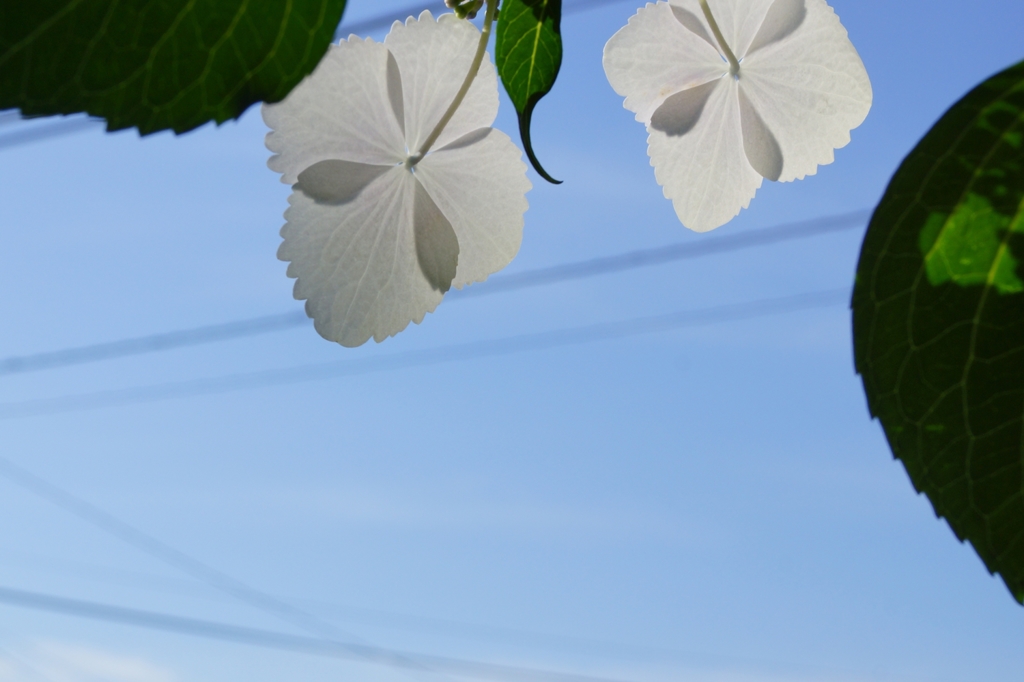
[0,1,1023,680]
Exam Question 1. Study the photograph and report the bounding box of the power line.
[0,117,104,150]
[337,2,446,37]
[0,288,849,420]
[0,312,308,376]
[0,0,635,152]
[0,457,337,640]
[450,210,868,299]
[0,455,438,678]
[0,0,427,152]
[0,585,634,682]
[0,436,864,679]
[0,546,898,682]
[0,458,450,682]
[336,0,633,39]
[0,110,24,127]
[0,211,866,377]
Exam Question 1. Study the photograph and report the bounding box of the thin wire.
[0,110,24,127]
[0,288,849,420]
[335,0,631,40]
[0,456,438,678]
[0,0,635,153]
[0,117,104,150]
[0,0,437,151]
[335,2,446,38]
[563,0,635,15]
[0,211,866,377]
[0,546,898,682]
[449,210,868,299]
[0,585,635,682]
[0,286,840,667]
[0,312,309,376]
[0,456,323,638]
[0,4,856,677]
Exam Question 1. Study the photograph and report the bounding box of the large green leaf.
[495,0,562,184]
[0,0,347,135]
[853,59,1024,601]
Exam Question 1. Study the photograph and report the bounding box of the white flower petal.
[262,38,406,184]
[670,0,777,59]
[745,0,807,55]
[385,11,499,152]
[603,2,726,124]
[411,175,461,293]
[648,77,763,232]
[739,0,872,182]
[416,128,532,288]
[650,79,720,137]
[295,159,392,203]
[279,165,458,347]
[738,86,783,181]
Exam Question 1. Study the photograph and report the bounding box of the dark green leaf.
[495,0,562,184]
[853,59,1024,602]
[0,0,347,135]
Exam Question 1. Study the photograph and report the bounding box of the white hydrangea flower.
[603,0,872,232]
[263,11,531,347]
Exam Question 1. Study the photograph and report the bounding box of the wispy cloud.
[164,482,705,543]
[0,642,175,682]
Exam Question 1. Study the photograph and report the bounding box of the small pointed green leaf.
[495,0,562,184]
[0,0,347,135]
[853,59,1024,602]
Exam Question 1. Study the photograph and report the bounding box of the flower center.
[404,153,423,170]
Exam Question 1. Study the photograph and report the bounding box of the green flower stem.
[411,0,497,163]
[699,0,740,76]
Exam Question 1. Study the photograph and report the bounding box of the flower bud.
[445,0,484,19]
